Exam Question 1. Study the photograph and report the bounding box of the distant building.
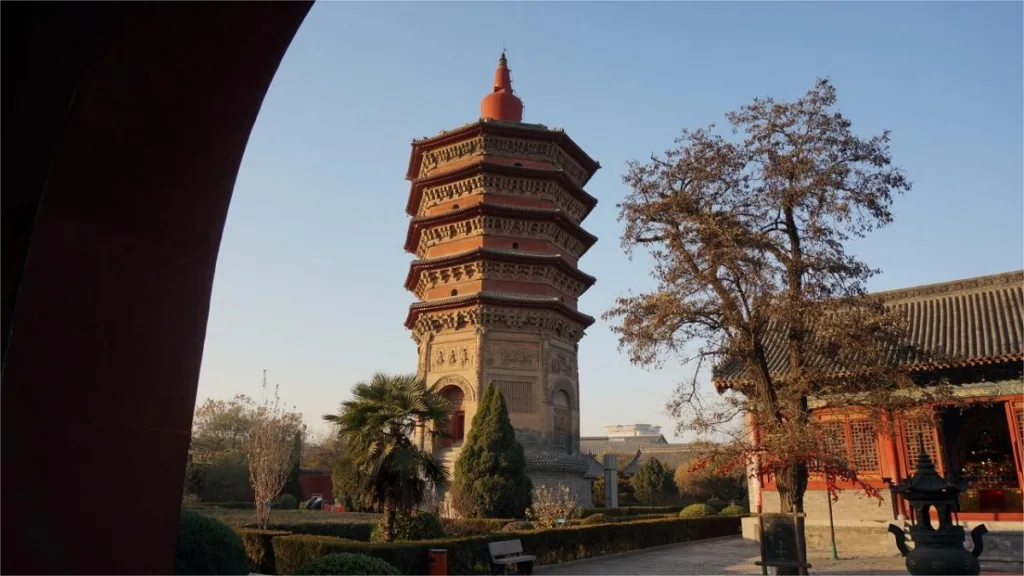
[581,424,697,475]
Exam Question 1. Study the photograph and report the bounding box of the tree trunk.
[774,461,809,576]
[382,501,395,542]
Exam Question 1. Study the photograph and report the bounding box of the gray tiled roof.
[714,270,1024,385]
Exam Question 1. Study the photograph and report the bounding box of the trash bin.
[427,548,447,576]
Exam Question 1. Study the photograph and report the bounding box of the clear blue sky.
[195,1,1023,441]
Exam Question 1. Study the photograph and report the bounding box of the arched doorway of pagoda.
[439,385,467,449]
[1,2,312,574]
[553,389,573,453]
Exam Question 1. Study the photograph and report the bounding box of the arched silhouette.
[1,3,312,573]
[439,384,466,448]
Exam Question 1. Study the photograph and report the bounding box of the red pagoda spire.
[480,51,523,122]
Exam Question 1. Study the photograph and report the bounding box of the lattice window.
[902,417,942,473]
[493,379,534,413]
[820,421,847,458]
[850,421,880,471]
[815,417,880,473]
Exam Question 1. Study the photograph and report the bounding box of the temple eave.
[403,291,596,330]
[404,160,599,218]
[402,247,597,292]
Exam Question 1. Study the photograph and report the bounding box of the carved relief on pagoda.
[412,261,589,300]
[418,135,589,188]
[549,349,577,379]
[418,174,589,221]
[412,306,587,344]
[417,217,587,259]
[429,342,476,372]
[485,340,541,371]
[431,374,476,402]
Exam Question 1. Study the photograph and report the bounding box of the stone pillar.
[603,454,618,509]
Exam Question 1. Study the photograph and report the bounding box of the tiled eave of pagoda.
[403,203,599,256]
[404,159,599,220]
[406,292,596,344]
[405,119,601,186]
[712,270,1024,392]
[403,247,597,298]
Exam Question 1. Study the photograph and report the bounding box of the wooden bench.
[488,539,536,575]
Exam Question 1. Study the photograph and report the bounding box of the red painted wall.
[299,473,333,500]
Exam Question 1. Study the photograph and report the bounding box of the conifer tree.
[632,457,674,505]
[452,383,533,518]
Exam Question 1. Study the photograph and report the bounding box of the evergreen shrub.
[293,553,400,576]
[370,511,445,542]
[720,504,747,516]
[705,497,727,512]
[452,384,532,518]
[175,509,249,575]
[678,503,719,518]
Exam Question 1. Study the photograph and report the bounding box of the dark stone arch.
[1,2,312,574]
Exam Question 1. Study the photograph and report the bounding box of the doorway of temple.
[941,402,1023,513]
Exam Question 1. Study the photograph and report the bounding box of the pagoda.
[404,52,601,503]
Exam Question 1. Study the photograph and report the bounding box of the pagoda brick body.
[404,54,600,504]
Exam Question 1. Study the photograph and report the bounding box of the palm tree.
[323,372,451,541]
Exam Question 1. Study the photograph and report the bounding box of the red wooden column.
[879,410,903,518]
[0,3,310,574]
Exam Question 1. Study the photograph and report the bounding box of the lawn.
[187,504,381,528]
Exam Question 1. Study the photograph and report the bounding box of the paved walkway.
[535,536,1018,575]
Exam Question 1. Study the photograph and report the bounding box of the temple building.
[722,271,1024,559]
[404,53,601,504]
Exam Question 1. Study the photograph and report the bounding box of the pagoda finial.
[480,50,523,122]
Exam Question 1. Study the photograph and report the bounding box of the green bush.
[579,513,608,525]
[370,511,445,542]
[720,504,747,516]
[272,516,741,575]
[236,529,290,574]
[293,553,400,575]
[705,497,727,512]
[175,509,249,575]
[274,494,299,510]
[678,503,719,518]
[501,520,535,532]
[453,384,533,518]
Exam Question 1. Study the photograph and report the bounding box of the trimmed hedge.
[370,511,445,542]
[186,501,255,510]
[237,529,291,574]
[273,516,740,575]
[257,521,373,541]
[582,505,688,517]
[444,518,513,537]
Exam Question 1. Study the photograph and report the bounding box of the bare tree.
[248,370,303,529]
[605,78,951,573]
